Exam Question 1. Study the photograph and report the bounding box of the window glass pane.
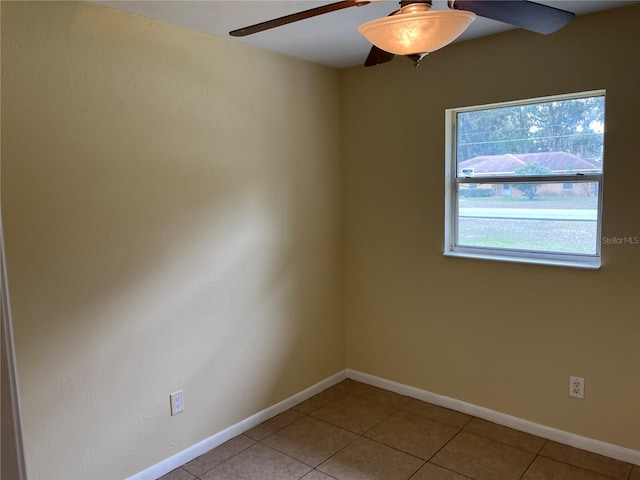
[456,96,604,178]
[457,182,599,255]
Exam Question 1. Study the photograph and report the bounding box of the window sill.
[443,250,601,270]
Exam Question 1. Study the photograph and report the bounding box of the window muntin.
[445,91,605,268]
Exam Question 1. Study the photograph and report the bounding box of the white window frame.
[444,91,605,269]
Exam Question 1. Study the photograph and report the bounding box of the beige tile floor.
[159,379,640,480]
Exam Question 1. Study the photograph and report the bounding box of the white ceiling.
[94,1,638,68]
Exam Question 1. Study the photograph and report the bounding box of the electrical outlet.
[569,376,584,399]
[170,390,184,416]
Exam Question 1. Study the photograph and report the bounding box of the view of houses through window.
[445,91,605,267]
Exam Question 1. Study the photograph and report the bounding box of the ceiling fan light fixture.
[358,8,476,56]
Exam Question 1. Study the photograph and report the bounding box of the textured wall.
[1,2,344,478]
[342,5,640,451]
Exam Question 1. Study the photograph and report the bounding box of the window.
[445,91,605,268]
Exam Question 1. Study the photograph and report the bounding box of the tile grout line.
[462,418,547,456]
[356,394,469,478]
[533,454,630,480]
[308,390,430,479]
[255,406,383,478]
[255,412,334,472]
[308,397,408,477]
[293,392,371,474]
[186,434,256,479]
[422,422,467,472]
[354,391,432,477]
[517,439,547,480]
[407,463,476,480]
[536,441,633,480]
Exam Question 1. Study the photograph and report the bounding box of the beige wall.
[1,2,344,478]
[342,5,639,451]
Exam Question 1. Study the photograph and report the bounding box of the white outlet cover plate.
[170,390,184,415]
[569,376,585,399]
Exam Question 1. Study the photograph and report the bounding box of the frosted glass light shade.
[358,10,476,55]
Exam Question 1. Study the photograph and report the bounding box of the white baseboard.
[347,369,640,466]
[129,367,639,479]
[128,370,347,480]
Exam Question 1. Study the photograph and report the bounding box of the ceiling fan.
[229,0,575,67]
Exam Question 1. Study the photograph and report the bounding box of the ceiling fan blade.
[230,0,363,37]
[450,0,575,35]
[364,45,395,67]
